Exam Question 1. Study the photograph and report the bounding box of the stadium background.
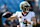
[0,0,40,25]
[1,0,24,24]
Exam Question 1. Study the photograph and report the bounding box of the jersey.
[12,11,35,27]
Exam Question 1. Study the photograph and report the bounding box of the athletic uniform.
[12,11,35,27]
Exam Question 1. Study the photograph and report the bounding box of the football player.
[11,1,36,27]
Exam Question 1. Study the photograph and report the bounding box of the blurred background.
[0,0,40,27]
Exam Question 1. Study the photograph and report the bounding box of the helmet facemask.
[22,6,30,12]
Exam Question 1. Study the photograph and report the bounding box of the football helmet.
[20,1,30,12]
